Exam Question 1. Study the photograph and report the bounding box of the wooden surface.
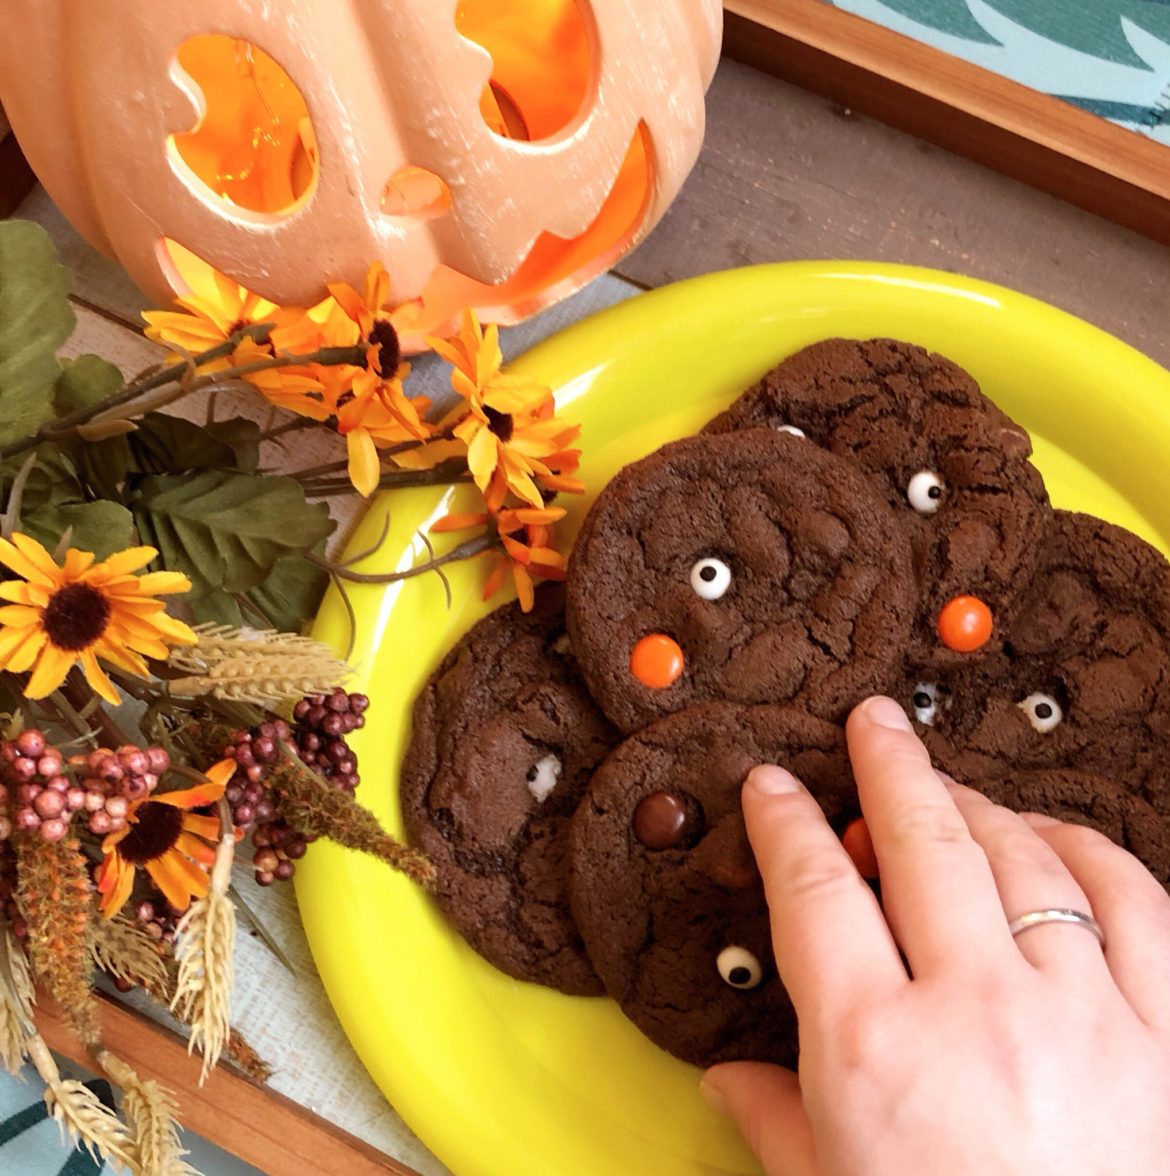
[722,0,1170,245]
[618,57,1170,369]
[39,994,416,1176]
[6,43,1170,1176]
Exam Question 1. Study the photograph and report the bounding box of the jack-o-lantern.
[0,1,721,336]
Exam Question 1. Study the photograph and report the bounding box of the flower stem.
[301,463,473,497]
[309,533,494,583]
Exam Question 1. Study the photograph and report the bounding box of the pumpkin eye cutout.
[170,35,318,215]
[911,682,943,726]
[907,470,946,514]
[456,0,592,142]
[716,946,763,990]
[1018,692,1063,733]
[690,557,732,601]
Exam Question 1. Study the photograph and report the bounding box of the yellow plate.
[298,262,1170,1176]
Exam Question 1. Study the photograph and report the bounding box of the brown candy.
[633,790,689,849]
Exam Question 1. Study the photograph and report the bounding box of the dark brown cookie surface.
[706,338,1052,665]
[565,429,918,734]
[400,586,617,994]
[568,703,855,1067]
[973,769,1170,889]
[908,512,1170,810]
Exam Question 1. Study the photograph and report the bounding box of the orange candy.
[841,817,879,879]
[936,594,994,653]
[629,633,685,689]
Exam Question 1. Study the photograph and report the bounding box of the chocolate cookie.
[568,703,855,1067]
[907,512,1170,809]
[706,339,1052,665]
[565,428,918,734]
[973,769,1170,890]
[400,585,617,994]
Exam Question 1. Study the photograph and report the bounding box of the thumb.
[700,1062,818,1176]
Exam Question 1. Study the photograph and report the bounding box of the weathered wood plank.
[615,59,1170,369]
[721,0,1170,245]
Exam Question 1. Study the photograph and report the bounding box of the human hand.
[701,695,1170,1176]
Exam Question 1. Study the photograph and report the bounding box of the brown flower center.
[118,802,183,866]
[42,583,111,651]
[484,405,514,442]
[367,319,401,376]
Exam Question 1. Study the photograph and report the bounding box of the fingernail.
[860,696,913,731]
[746,764,801,795]
[699,1073,729,1115]
[1021,811,1060,828]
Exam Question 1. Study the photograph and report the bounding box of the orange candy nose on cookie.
[629,634,685,688]
[937,594,994,652]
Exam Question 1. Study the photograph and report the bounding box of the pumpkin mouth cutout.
[169,35,318,216]
[456,0,594,143]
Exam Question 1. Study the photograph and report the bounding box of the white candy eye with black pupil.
[1019,693,1063,733]
[716,945,763,990]
[907,470,945,514]
[690,557,732,600]
[911,683,940,726]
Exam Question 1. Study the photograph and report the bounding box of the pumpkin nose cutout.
[630,634,684,689]
[937,594,994,652]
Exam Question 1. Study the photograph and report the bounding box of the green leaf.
[54,354,124,415]
[246,550,330,633]
[130,471,334,597]
[129,414,238,475]
[2,445,82,519]
[0,221,75,446]
[205,418,262,473]
[189,591,244,628]
[22,498,134,561]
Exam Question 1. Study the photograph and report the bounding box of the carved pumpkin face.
[0,0,721,336]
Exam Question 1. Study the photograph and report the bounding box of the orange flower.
[96,760,235,918]
[434,505,567,612]
[0,535,195,704]
[143,259,318,365]
[325,261,413,380]
[335,370,434,497]
[408,312,583,512]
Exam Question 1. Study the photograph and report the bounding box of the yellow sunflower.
[407,312,583,511]
[142,255,318,363]
[0,535,196,704]
[337,370,433,497]
[325,260,414,379]
[97,760,234,917]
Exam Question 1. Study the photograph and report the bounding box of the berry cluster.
[68,744,169,837]
[224,691,368,885]
[0,731,170,843]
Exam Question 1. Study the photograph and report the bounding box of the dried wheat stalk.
[90,913,171,1000]
[99,1050,200,1176]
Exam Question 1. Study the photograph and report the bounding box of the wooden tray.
[723,0,1170,245]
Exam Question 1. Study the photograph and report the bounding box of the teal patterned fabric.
[827,0,1170,143]
[0,1059,262,1176]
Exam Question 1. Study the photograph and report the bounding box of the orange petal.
[0,535,56,584]
[97,854,135,917]
[24,643,78,700]
[175,831,217,867]
[431,512,489,533]
[181,812,224,841]
[482,555,510,600]
[79,650,121,705]
[0,626,45,674]
[153,777,226,809]
[91,546,159,578]
[347,429,381,498]
[145,852,209,913]
[512,564,535,612]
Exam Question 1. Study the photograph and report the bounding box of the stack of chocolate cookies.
[401,338,1170,1069]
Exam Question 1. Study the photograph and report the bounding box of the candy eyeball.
[775,424,806,438]
[716,945,763,990]
[911,682,943,726]
[525,754,562,803]
[1018,692,1063,733]
[690,557,732,601]
[907,470,946,514]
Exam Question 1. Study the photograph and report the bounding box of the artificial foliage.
[0,217,584,1173]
